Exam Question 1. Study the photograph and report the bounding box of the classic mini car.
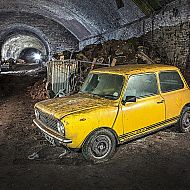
[34,64,190,162]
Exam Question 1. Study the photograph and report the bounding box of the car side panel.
[120,95,165,137]
[160,70,190,120]
[160,88,188,119]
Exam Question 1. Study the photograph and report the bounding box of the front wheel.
[179,107,190,132]
[82,129,117,163]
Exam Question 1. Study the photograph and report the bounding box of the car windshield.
[80,73,124,100]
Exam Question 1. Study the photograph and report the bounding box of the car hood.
[35,93,118,119]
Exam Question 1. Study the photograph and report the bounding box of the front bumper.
[33,119,72,144]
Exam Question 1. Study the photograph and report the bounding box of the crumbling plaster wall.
[80,0,190,69]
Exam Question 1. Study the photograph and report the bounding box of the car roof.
[92,64,178,75]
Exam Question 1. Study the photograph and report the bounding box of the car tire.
[82,129,117,163]
[179,106,190,133]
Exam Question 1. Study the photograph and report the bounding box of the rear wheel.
[82,129,117,163]
[179,107,190,132]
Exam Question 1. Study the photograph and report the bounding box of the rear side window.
[159,71,184,93]
[124,73,158,98]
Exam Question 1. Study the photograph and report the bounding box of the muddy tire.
[179,106,190,133]
[82,129,117,163]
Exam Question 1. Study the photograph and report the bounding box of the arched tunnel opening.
[1,33,48,64]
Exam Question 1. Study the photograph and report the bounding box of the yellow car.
[34,64,190,162]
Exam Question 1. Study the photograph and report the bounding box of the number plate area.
[44,133,55,145]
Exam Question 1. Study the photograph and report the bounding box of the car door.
[120,73,165,139]
[159,70,185,120]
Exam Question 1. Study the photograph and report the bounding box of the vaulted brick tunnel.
[0,0,189,68]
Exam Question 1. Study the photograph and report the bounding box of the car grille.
[37,109,58,132]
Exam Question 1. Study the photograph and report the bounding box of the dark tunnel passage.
[19,48,43,64]
[1,33,48,63]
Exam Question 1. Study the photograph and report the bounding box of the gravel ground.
[1,73,190,190]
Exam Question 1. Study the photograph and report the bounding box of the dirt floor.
[1,72,190,190]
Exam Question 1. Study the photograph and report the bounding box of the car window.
[124,73,158,99]
[81,73,124,100]
[159,71,184,93]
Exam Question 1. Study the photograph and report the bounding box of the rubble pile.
[77,38,164,65]
[79,38,190,71]
[26,79,48,100]
[79,39,140,64]
[54,37,174,68]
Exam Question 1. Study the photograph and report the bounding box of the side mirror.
[122,96,137,105]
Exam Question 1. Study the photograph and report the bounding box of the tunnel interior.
[19,48,43,63]
[1,33,48,63]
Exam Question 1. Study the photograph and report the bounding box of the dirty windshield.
[80,73,124,100]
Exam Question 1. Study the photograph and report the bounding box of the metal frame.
[47,59,110,97]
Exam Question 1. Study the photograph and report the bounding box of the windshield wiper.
[92,93,117,100]
[80,92,117,100]
[101,94,117,100]
[90,93,103,98]
[79,92,101,98]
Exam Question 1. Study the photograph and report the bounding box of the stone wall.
[145,22,190,69]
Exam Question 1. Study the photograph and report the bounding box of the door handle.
[157,100,165,104]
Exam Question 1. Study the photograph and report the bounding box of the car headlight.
[35,109,40,119]
[57,121,65,134]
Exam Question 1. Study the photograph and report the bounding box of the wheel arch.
[178,104,190,133]
[81,127,119,148]
[183,103,190,108]
[181,103,190,115]
[178,103,190,123]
